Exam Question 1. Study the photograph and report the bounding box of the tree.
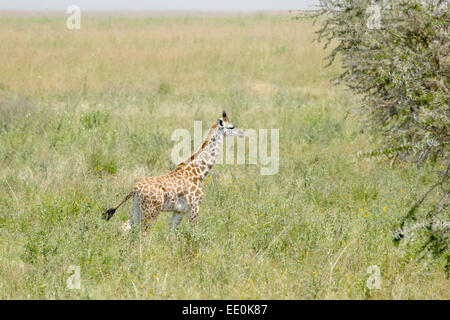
[310,0,449,273]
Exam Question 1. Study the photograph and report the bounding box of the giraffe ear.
[217,119,224,127]
[222,110,228,121]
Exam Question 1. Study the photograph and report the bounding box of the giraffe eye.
[229,126,235,129]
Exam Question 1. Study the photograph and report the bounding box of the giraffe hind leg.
[122,193,141,232]
[188,205,200,227]
[141,201,164,235]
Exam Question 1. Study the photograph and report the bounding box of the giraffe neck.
[177,123,223,181]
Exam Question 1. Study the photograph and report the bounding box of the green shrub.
[156,82,172,95]
[88,145,118,175]
[80,110,110,129]
[311,0,449,272]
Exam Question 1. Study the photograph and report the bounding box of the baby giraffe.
[102,111,244,234]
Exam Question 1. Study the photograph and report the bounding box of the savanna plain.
[0,12,448,299]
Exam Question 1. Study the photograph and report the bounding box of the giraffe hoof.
[121,221,131,233]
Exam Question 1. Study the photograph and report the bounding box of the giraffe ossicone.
[102,111,245,234]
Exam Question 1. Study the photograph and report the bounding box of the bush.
[156,81,172,95]
[311,0,449,272]
[80,110,110,129]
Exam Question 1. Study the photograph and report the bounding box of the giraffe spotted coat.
[102,111,244,234]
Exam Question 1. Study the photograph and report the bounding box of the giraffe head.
[217,110,244,137]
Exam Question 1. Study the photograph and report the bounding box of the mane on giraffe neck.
[174,122,223,179]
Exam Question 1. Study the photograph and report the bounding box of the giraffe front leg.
[188,205,200,227]
[170,212,184,231]
[166,212,184,241]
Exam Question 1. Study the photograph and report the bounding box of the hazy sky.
[0,0,319,11]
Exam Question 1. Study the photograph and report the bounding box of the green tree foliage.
[312,0,449,272]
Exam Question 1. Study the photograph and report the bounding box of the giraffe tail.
[102,190,134,221]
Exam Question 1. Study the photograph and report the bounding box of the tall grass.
[0,12,447,299]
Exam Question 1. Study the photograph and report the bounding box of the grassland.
[0,12,448,299]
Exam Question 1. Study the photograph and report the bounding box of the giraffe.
[102,111,244,234]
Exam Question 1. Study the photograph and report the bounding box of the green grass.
[0,12,448,299]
